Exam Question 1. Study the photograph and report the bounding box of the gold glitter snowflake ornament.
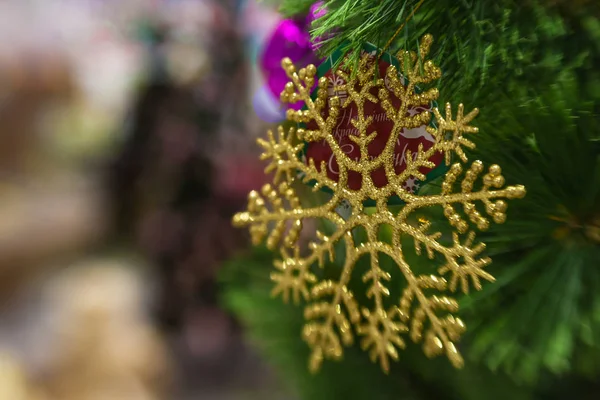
[233,34,525,373]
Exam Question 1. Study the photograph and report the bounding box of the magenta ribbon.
[253,2,325,122]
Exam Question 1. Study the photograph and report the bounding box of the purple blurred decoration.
[252,85,287,123]
[253,2,325,122]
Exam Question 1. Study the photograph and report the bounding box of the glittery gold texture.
[233,34,526,373]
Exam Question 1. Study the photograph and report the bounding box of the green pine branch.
[278,0,600,99]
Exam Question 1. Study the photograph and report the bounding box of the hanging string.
[379,0,426,57]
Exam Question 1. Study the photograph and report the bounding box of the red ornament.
[303,53,443,193]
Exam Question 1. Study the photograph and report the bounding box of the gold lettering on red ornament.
[304,58,443,193]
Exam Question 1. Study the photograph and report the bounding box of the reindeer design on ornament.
[398,105,435,194]
[398,105,436,143]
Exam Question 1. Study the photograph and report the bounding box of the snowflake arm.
[437,232,494,294]
[303,232,361,372]
[398,161,526,230]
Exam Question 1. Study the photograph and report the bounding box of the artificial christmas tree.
[222,1,600,399]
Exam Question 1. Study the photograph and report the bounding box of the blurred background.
[0,0,292,399]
